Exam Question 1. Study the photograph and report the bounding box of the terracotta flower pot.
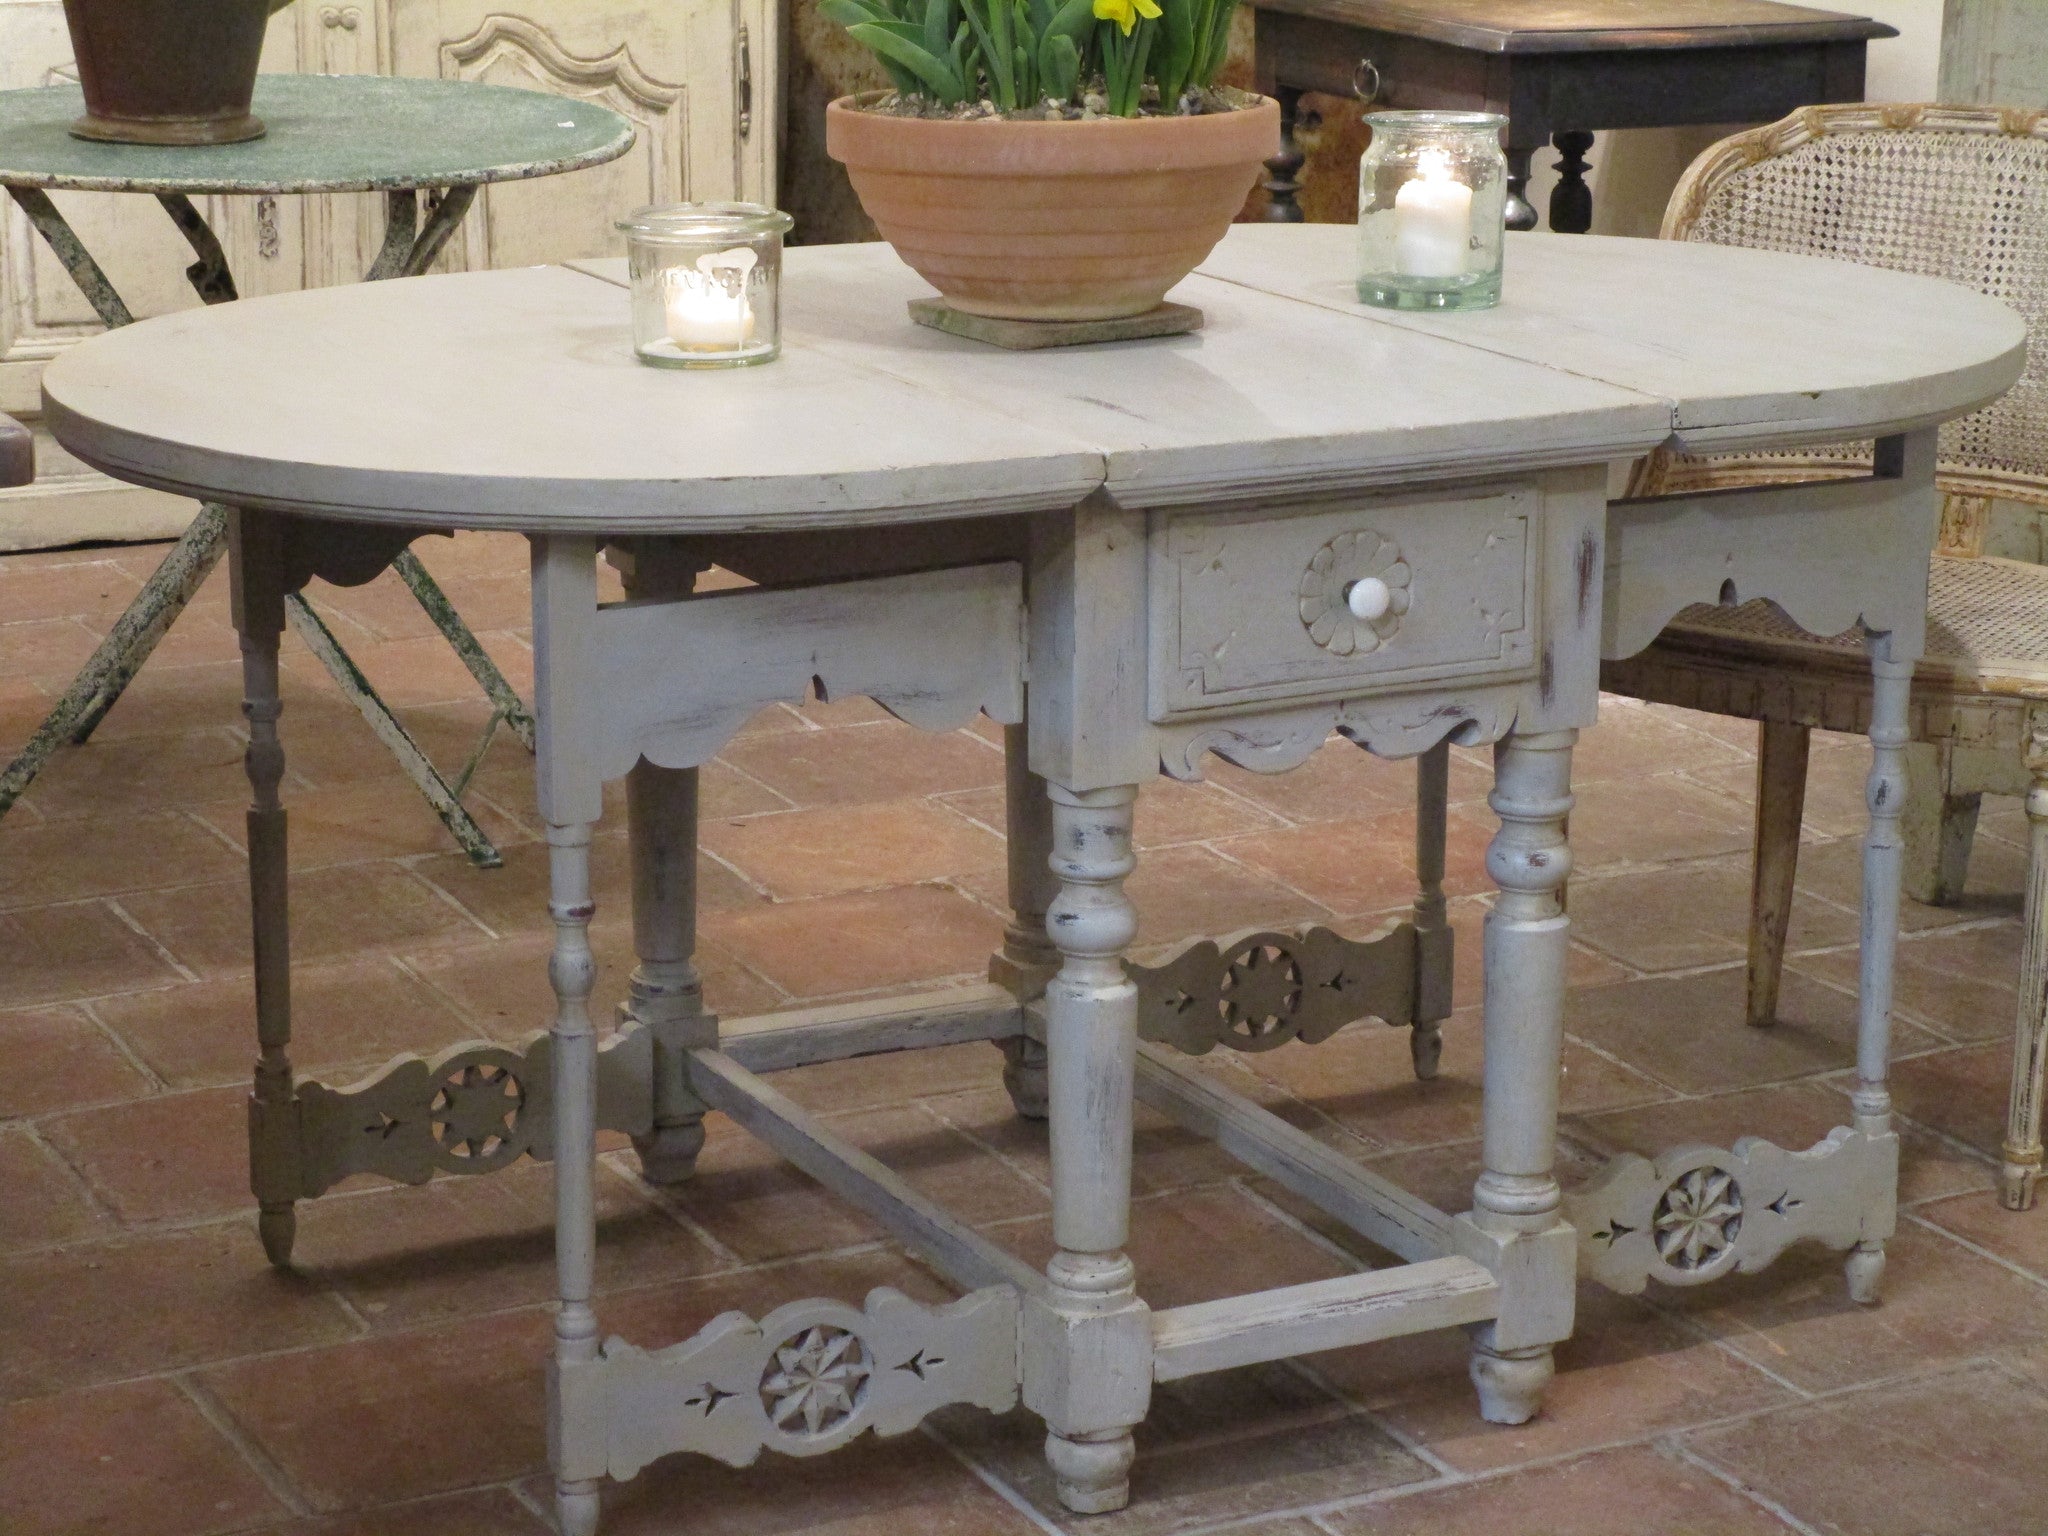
[826,93,1279,322]
[63,0,275,146]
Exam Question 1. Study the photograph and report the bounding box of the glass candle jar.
[1356,111,1508,312]
[619,202,794,368]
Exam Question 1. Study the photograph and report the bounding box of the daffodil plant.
[823,0,1238,117]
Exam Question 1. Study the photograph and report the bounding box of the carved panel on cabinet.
[438,15,688,271]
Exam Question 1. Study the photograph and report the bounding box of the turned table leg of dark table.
[1262,84,1308,223]
[1549,130,1596,234]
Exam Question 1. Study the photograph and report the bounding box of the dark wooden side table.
[1254,0,1896,229]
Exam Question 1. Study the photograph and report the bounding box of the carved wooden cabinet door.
[389,0,777,272]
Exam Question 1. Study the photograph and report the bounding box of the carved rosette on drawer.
[1131,923,1423,1055]
[1298,530,1410,656]
[1567,1129,1898,1294]
[1148,485,1539,725]
[562,1286,1021,1479]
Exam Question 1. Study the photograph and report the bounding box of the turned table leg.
[1411,739,1452,1080]
[231,509,301,1269]
[1038,782,1149,1513]
[1469,728,1574,1423]
[1261,85,1307,223]
[994,722,1058,1118]
[549,819,604,1536]
[2003,722,2048,1209]
[1548,131,1595,234]
[1846,640,1911,1303]
[626,762,713,1183]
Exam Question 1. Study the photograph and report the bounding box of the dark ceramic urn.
[63,0,282,145]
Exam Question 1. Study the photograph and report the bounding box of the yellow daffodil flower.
[1093,0,1160,37]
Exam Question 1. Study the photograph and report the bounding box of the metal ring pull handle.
[1353,58,1382,104]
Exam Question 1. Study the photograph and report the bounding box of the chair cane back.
[1601,103,2048,1210]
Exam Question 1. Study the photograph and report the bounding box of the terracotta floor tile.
[0,557,142,625]
[94,958,477,1089]
[1568,855,1863,974]
[657,1112,886,1262]
[16,727,250,819]
[1563,968,1941,1096]
[292,1161,724,1330]
[719,720,1004,807]
[282,630,505,712]
[0,616,102,675]
[1886,1042,2013,1159]
[202,1306,555,1512]
[0,900,185,1008]
[0,1223,355,1397]
[705,884,1005,998]
[0,675,52,750]
[1798,832,2027,933]
[1685,739,1875,840]
[701,799,1004,899]
[190,781,534,871]
[941,1360,1432,1536]
[416,836,767,940]
[1001,1184,1360,1310]
[1203,737,1486,822]
[60,659,246,742]
[1119,844,1333,947]
[1323,1444,1797,1535]
[0,1127,112,1251]
[827,1101,1048,1222]
[1916,1186,2048,1283]
[1571,1080,1995,1208]
[1215,808,1490,918]
[1566,776,1757,870]
[1687,1362,2048,1536]
[128,613,245,670]
[1792,921,2019,1042]
[251,1487,549,1536]
[1335,1282,1795,1475]
[771,1038,1009,1115]
[0,810,243,910]
[1571,698,1755,782]
[553,1429,1046,1536]
[1241,1007,1668,1152]
[1657,1223,2048,1394]
[120,863,491,977]
[0,1005,152,1115]
[400,929,607,1036]
[0,1379,286,1536]
[42,1083,250,1224]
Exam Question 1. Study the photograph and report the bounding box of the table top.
[1247,0,1894,52]
[40,226,2024,535]
[0,76,634,195]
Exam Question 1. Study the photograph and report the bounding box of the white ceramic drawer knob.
[1346,576,1394,622]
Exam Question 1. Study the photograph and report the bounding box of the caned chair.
[1602,103,2048,1208]
[0,414,29,488]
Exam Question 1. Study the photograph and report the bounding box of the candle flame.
[1417,146,1455,183]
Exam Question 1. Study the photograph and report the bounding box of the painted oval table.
[40,225,2024,1534]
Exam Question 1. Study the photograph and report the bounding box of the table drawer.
[1148,483,1541,722]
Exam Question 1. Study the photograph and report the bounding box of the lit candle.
[1393,148,1472,279]
[664,247,756,351]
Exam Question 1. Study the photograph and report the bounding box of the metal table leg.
[0,184,527,864]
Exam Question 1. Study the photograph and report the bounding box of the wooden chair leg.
[1902,739,1977,906]
[1747,721,1810,1029]
[2002,741,2048,1210]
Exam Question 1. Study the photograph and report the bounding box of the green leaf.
[1039,30,1080,100]
[846,21,969,100]
[820,0,893,28]
[1157,0,1196,105]
[1196,0,1236,84]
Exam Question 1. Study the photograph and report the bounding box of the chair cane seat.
[1657,554,2048,697]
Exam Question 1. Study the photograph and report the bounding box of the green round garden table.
[0,74,635,866]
